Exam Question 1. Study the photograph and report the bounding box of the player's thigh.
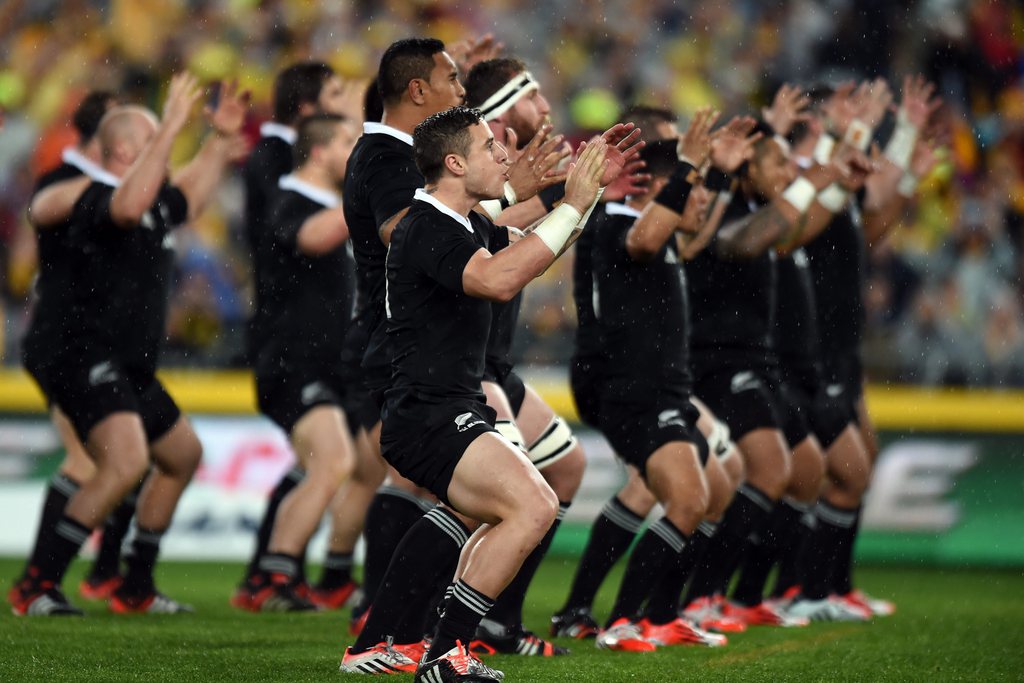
[787,435,826,502]
[856,397,880,464]
[644,440,709,527]
[825,423,870,497]
[148,414,203,478]
[736,427,792,494]
[447,431,558,527]
[86,411,150,483]
[291,405,356,481]
[482,380,516,421]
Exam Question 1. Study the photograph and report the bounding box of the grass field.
[2,557,1023,682]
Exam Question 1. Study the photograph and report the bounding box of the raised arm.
[27,176,92,229]
[172,79,251,221]
[462,139,607,302]
[295,206,349,256]
[110,73,201,228]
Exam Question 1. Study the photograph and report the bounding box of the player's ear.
[297,101,317,119]
[444,152,466,177]
[409,78,428,106]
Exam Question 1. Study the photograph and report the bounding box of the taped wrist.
[533,203,583,255]
[844,119,872,152]
[781,177,817,214]
[578,187,605,229]
[885,113,918,170]
[897,172,919,198]
[817,184,849,212]
[653,161,698,214]
[813,133,836,165]
[478,182,519,220]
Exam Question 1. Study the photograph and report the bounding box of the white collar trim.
[605,202,642,219]
[278,174,339,208]
[414,188,473,232]
[61,147,108,181]
[363,122,414,147]
[260,122,297,145]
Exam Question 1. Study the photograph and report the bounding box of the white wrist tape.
[844,119,872,151]
[503,181,518,206]
[477,181,519,221]
[533,202,583,255]
[478,199,503,220]
[813,134,836,165]
[781,177,817,214]
[817,183,849,212]
[885,117,918,170]
[577,186,604,229]
[897,172,919,198]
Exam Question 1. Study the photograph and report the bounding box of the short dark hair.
[377,38,446,106]
[73,91,118,143]
[463,57,527,108]
[293,113,347,166]
[621,104,676,143]
[273,62,335,124]
[363,76,383,123]
[639,139,680,179]
[413,106,484,183]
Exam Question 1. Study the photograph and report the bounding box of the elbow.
[624,236,658,263]
[491,286,519,303]
[109,199,145,229]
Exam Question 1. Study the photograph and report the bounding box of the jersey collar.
[61,147,108,181]
[260,121,297,145]
[413,188,473,233]
[363,122,413,147]
[278,174,339,208]
[604,202,642,219]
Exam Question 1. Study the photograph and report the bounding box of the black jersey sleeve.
[163,186,189,226]
[407,218,484,294]
[365,151,423,228]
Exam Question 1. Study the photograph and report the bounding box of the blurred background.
[0,0,1021,565]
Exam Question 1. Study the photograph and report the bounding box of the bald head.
[98,106,158,165]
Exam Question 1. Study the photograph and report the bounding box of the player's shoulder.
[34,163,82,194]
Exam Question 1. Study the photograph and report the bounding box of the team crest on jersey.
[657,409,687,429]
[454,412,485,433]
[88,361,119,386]
[301,382,332,405]
[730,371,762,394]
[825,383,845,398]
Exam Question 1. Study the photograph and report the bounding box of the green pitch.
[1,557,1022,682]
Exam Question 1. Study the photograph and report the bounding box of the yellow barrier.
[3,368,1024,432]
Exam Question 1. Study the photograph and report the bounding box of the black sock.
[24,473,80,580]
[34,514,91,584]
[773,503,817,598]
[830,507,860,595]
[318,551,354,589]
[485,502,568,629]
[682,483,774,607]
[801,501,858,600]
[90,487,139,580]
[246,467,303,580]
[258,552,301,584]
[559,496,644,614]
[643,520,714,625]
[732,498,806,606]
[121,525,164,595]
[428,580,495,660]
[353,506,469,653]
[606,517,689,626]
[353,486,432,617]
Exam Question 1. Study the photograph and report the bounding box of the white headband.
[478,70,539,121]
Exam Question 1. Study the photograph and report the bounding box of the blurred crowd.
[0,0,1023,387]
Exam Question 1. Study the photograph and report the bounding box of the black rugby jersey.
[66,179,188,376]
[592,202,692,403]
[22,150,105,363]
[775,248,823,385]
[343,123,423,380]
[384,192,505,404]
[254,175,354,366]
[244,123,296,360]
[804,197,866,356]
[687,193,777,369]
[571,203,608,362]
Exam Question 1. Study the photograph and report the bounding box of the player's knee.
[107,448,149,489]
[516,479,559,540]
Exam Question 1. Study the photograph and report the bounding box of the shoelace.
[382,637,414,664]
